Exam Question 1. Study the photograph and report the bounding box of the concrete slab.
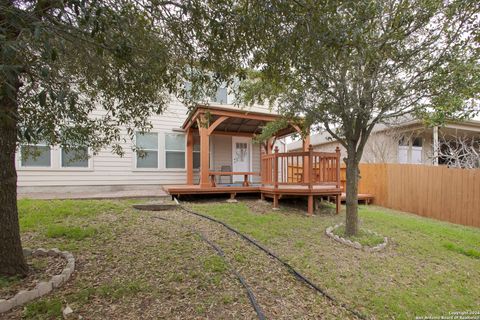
[18,189,168,200]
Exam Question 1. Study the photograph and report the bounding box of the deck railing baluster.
[260,149,340,187]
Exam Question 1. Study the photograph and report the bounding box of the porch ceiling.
[203,115,265,134]
[183,104,299,137]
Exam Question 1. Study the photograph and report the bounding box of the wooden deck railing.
[261,145,341,189]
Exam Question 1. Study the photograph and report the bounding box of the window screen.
[62,147,89,168]
[21,145,51,167]
[165,134,185,169]
[136,132,159,168]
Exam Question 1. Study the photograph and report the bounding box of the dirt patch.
[0,255,66,300]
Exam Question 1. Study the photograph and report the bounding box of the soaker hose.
[175,200,367,320]
[151,215,266,320]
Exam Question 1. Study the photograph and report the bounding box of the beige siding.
[211,135,232,171]
[252,142,261,183]
[16,100,270,191]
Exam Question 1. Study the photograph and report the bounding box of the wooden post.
[199,114,210,188]
[186,129,194,185]
[274,146,279,189]
[308,144,313,190]
[335,146,341,188]
[307,195,314,215]
[303,135,310,183]
[273,194,279,209]
[335,195,341,214]
[266,137,273,154]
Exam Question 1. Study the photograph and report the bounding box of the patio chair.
[220,165,232,184]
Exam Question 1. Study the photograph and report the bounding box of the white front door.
[232,137,252,183]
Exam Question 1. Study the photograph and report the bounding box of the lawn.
[192,200,480,319]
[2,198,479,319]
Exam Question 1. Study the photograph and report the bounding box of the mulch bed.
[0,255,66,300]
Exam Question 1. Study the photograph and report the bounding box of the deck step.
[340,193,374,204]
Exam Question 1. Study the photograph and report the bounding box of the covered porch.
[164,105,342,214]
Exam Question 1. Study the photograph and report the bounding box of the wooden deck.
[164,184,260,196]
[165,145,343,215]
[164,184,341,197]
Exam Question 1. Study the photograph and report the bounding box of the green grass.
[332,225,384,247]
[96,280,147,300]
[18,199,124,233]
[23,298,63,319]
[192,202,480,319]
[45,225,97,240]
[443,242,480,259]
[12,198,480,319]
[203,255,228,273]
[0,275,21,288]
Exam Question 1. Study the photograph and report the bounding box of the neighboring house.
[16,87,286,195]
[287,119,480,166]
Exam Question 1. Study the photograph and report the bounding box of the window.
[165,133,185,169]
[397,136,423,164]
[193,135,200,169]
[397,137,409,164]
[136,132,159,168]
[61,147,89,168]
[21,143,51,167]
[412,137,423,147]
[193,145,200,169]
[212,86,228,104]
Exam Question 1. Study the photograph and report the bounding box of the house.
[16,90,343,214]
[287,119,480,167]
[16,89,277,194]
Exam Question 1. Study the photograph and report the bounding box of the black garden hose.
[176,201,368,320]
[151,215,266,320]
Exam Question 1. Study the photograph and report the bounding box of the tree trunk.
[0,76,28,277]
[344,154,360,236]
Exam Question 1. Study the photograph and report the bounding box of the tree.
[227,0,480,236]
[0,0,227,277]
[433,133,480,168]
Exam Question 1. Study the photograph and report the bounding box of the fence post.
[274,146,279,189]
[308,144,313,190]
[336,146,341,188]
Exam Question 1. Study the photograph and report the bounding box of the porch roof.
[182,104,299,137]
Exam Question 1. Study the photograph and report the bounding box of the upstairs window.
[20,143,51,167]
[212,86,228,104]
[165,133,185,169]
[136,132,159,169]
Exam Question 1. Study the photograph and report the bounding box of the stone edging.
[325,224,388,252]
[0,248,75,313]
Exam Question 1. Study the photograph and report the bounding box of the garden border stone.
[325,223,388,252]
[0,248,75,314]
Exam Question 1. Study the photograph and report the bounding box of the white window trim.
[59,146,94,171]
[165,133,186,170]
[133,132,160,171]
[18,143,53,170]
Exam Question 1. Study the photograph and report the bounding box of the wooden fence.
[341,164,480,228]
